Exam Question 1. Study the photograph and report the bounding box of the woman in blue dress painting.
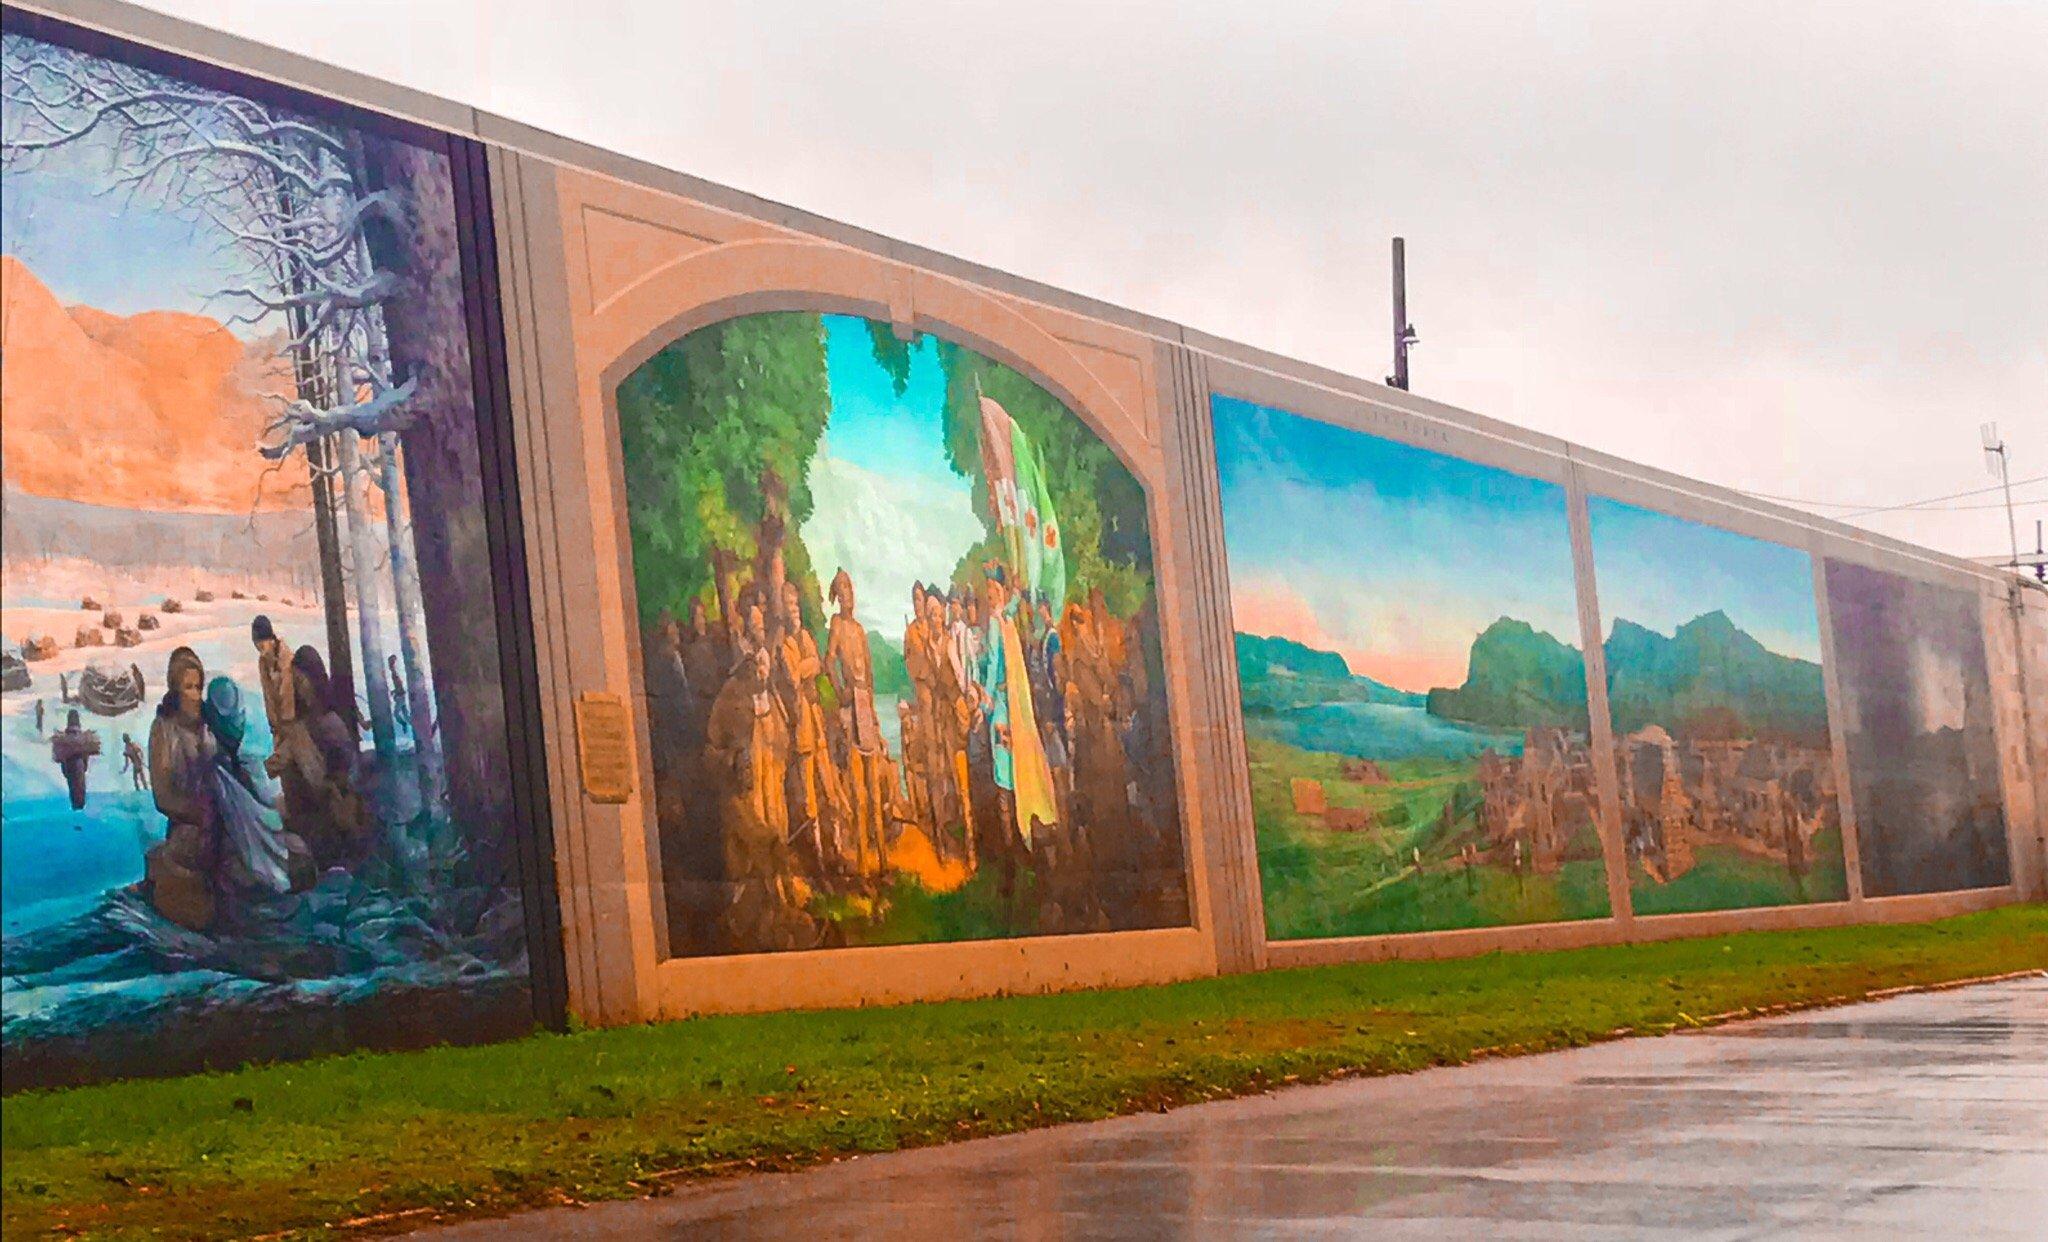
[201,673,308,897]
[144,646,311,931]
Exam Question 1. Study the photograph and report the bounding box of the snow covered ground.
[3,574,405,936]
[4,572,525,1086]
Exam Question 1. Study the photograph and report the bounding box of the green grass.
[1248,734,1610,938]
[1630,826,1852,917]
[5,907,2044,1240]
[835,870,1026,946]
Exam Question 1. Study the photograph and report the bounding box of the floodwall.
[2,0,2042,1086]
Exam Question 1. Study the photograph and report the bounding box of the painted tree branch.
[261,375,418,460]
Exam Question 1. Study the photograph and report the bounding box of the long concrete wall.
[7,0,2043,1050]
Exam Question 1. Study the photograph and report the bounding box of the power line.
[1854,496,2048,515]
[1733,474,2047,516]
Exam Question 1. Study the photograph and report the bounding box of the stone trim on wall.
[2020,590,2048,900]
[1564,456,1636,926]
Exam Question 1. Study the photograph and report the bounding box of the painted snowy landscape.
[2,27,533,1086]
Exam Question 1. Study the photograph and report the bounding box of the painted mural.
[1214,397,1610,938]
[618,313,1188,955]
[1,27,534,1086]
[1824,561,2010,896]
[1587,499,1846,914]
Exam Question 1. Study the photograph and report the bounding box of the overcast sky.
[128,0,2048,563]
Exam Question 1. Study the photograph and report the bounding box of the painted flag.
[1011,418,1046,596]
[998,606,1060,842]
[977,395,1026,573]
[1028,438,1066,614]
[979,392,1068,614]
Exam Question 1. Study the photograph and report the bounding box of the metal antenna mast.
[1388,237,1417,391]
[1982,423,2022,574]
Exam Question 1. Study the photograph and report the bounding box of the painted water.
[0,593,517,1085]
[0,598,418,936]
[1248,701,1526,763]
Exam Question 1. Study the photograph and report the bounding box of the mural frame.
[1576,464,1859,918]
[1197,357,1631,965]
[1192,354,2033,966]
[495,157,1232,1022]
[0,4,569,1052]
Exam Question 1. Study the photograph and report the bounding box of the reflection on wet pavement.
[422,976,2048,1240]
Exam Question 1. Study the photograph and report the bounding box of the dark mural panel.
[1823,561,2011,896]
[1,21,538,1086]
[1213,396,1610,939]
[618,312,1190,956]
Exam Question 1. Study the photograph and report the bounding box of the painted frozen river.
[0,596,395,937]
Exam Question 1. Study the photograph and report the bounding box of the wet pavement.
[422,975,2048,1240]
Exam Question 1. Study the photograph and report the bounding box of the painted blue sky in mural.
[1213,394,1582,693]
[2,162,257,325]
[1587,496,1822,663]
[819,314,958,486]
[803,314,979,636]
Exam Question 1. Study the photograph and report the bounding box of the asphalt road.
[420,973,2048,1240]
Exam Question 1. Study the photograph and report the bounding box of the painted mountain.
[0,255,320,584]
[0,255,303,514]
[1425,610,1826,740]
[1603,610,1827,742]
[1235,632,1425,713]
[1425,618,1590,729]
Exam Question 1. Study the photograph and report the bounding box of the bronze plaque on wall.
[573,691,635,804]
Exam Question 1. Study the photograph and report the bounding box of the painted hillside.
[1604,609,1828,741]
[1234,632,1425,712]
[1424,611,1826,740]
[0,255,304,515]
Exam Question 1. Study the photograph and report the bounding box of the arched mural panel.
[614,310,1191,956]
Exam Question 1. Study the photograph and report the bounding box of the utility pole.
[1387,236,1417,391]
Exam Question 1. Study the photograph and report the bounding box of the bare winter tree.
[2,32,452,836]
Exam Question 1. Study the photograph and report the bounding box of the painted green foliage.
[1425,619,1591,731]
[621,312,1157,632]
[932,340,1155,617]
[616,312,832,631]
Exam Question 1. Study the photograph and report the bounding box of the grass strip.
[5,905,2043,1240]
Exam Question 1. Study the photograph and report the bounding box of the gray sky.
[132,0,2048,562]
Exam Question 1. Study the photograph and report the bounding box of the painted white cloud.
[801,452,980,639]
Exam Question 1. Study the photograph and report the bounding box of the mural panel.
[618,313,1189,955]
[1587,499,1846,914]
[1824,561,2011,895]
[1,24,536,1086]
[1214,397,1610,938]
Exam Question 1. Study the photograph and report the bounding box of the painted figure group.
[140,618,367,932]
[648,548,1180,954]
